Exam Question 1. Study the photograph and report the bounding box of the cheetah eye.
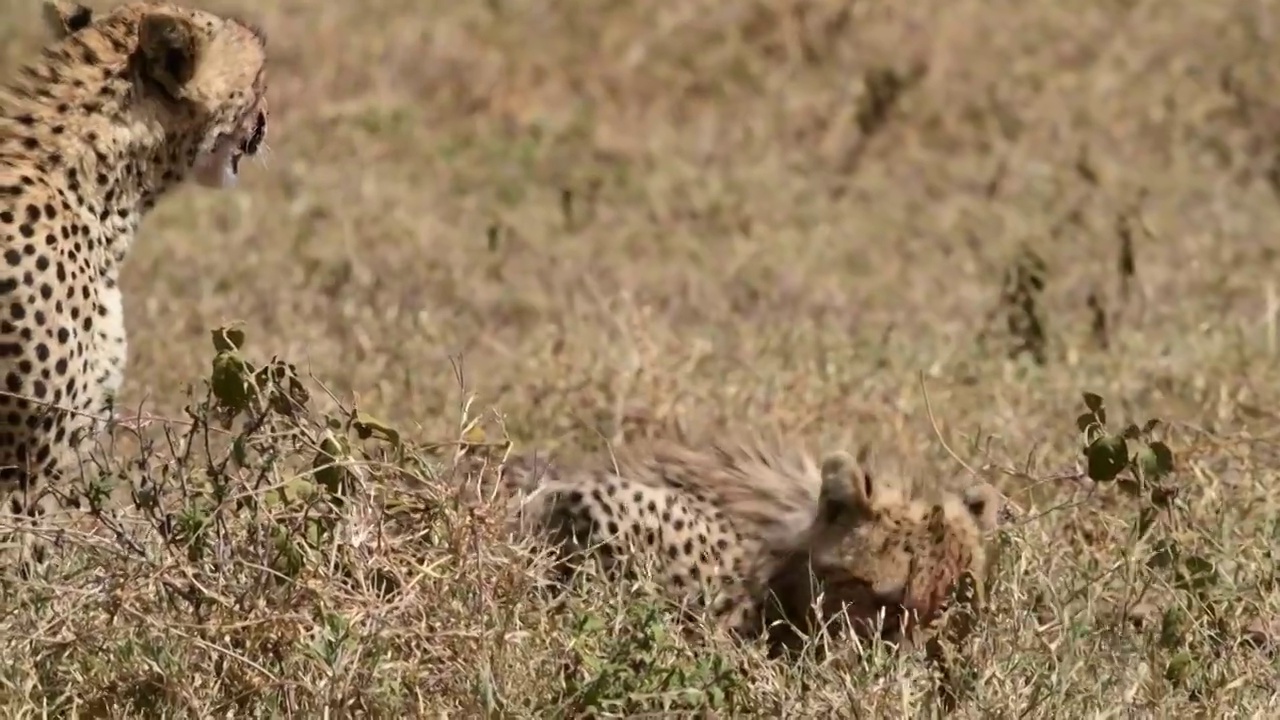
[965,496,985,518]
[67,5,93,32]
[162,47,189,84]
[873,586,906,609]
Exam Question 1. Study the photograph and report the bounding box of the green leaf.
[1142,418,1162,434]
[1163,651,1194,684]
[1075,412,1099,434]
[304,517,328,548]
[285,478,317,502]
[264,479,317,508]
[1133,446,1159,481]
[1076,412,1108,445]
[271,526,306,580]
[1160,606,1188,649]
[1121,423,1142,440]
[211,325,247,353]
[1135,442,1175,483]
[576,614,607,635]
[353,411,402,450]
[231,436,248,467]
[1082,392,1105,419]
[1175,555,1218,593]
[313,431,351,500]
[1085,435,1128,482]
[1149,441,1175,475]
[210,351,253,413]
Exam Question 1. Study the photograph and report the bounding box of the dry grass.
[1,0,1279,715]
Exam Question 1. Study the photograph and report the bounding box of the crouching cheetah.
[763,452,1003,653]
[493,438,869,637]
[0,1,269,570]
[489,437,1005,657]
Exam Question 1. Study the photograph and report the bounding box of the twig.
[917,371,979,479]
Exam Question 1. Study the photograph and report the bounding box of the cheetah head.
[42,1,269,190]
[767,449,1005,651]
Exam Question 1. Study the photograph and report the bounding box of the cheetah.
[762,453,1004,652]
[0,1,269,569]
[489,438,1004,657]
[491,438,867,637]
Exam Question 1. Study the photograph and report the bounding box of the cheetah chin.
[192,108,267,189]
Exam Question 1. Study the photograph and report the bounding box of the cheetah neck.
[0,27,204,261]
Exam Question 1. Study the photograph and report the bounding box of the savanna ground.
[1,0,1280,716]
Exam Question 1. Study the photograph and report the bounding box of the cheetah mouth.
[192,110,268,190]
[875,606,908,644]
[231,111,268,174]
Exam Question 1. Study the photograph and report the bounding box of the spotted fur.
[0,1,270,572]
[496,437,868,637]
[493,439,1005,660]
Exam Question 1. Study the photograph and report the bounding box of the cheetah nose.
[877,608,908,644]
[873,586,907,609]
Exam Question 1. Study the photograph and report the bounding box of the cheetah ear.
[41,1,93,38]
[137,13,205,99]
[818,448,874,521]
[962,482,1004,533]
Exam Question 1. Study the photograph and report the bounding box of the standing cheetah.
[489,436,1005,651]
[0,1,269,569]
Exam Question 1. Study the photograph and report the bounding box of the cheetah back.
[502,438,864,634]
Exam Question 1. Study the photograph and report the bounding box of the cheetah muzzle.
[193,107,268,189]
